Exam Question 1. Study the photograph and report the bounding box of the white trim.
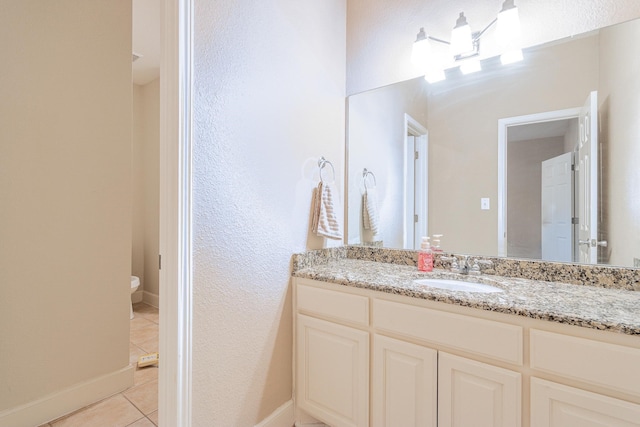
[159,0,193,426]
[0,366,134,427]
[131,289,144,303]
[497,107,581,257]
[255,400,295,427]
[142,291,160,308]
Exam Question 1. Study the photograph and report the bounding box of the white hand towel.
[312,181,343,240]
[363,187,380,235]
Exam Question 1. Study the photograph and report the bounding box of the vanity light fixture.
[412,0,523,82]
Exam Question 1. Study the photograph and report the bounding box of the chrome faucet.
[442,256,493,275]
[441,255,470,274]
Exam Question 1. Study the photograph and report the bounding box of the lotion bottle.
[432,234,443,253]
[418,237,433,272]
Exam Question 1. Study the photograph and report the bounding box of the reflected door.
[541,152,573,262]
[577,91,599,263]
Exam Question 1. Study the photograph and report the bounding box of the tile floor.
[40,303,159,427]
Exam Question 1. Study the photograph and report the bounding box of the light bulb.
[411,28,431,69]
[450,12,473,56]
[497,1,521,45]
[500,49,523,64]
[460,59,481,74]
[424,67,446,84]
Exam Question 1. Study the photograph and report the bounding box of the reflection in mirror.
[346,18,640,268]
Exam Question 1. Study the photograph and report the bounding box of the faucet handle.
[471,259,494,275]
[469,259,482,275]
[440,256,459,270]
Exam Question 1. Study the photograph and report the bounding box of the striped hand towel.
[363,187,380,235]
[312,181,343,240]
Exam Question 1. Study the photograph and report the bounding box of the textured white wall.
[192,0,346,424]
[0,0,132,414]
[347,0,640,94]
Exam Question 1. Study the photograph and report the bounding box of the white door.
[438,352,522,427]
[372,334,437,427]
[541,152,573,262]
[577,91,599,263]
[296,314,369,427]
[531,378,640,427]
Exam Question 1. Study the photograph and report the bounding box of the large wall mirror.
[347,17,640,268]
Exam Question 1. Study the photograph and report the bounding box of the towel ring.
[363,168,377,189]
[318,156,335,183]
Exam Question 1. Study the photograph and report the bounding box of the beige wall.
[132,79,160,301]
[598,19,640,266]
[507,137,566,259]
[0,0,132,421]
[346,0,640,94]
[192,0,346,424]
[347,77,428,248]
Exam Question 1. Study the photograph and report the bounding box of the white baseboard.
[131,289,144,304]
[255,399,295,427]
[293,406,329,427]
[0,365,134,427]
[142,290,159,308]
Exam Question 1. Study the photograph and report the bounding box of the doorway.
[497,108,581,259]
[404,114,428,250]
[506,118,578,261]
[498,91,607,263]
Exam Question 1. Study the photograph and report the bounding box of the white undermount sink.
[413,278,504,293]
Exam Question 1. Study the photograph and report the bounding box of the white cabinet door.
[531,377,640,427]
[372,334,437,427]
[296,314,369,427]
[438,352,522,427]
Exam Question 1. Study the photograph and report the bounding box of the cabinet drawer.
[531,377,640,426]
[297,282,369,326]
[530,329,640,396]
[373,299,523,365]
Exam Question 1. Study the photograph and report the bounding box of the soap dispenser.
[418,237,434,272]
[432,234,443,253]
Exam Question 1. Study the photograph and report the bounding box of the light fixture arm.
[412,0,522,82]
[475,17,497,40]
[426,35,450,46]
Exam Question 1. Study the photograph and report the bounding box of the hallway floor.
[40,303,159,427]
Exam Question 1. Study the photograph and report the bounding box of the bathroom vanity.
[291,248,640,427]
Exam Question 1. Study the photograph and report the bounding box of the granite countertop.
[293,258,640,335]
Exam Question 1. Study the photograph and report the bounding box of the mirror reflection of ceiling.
[347,17,640,268]
[346,0,640,96]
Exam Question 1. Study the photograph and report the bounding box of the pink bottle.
[418,237,433,272]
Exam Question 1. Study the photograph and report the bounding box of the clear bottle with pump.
[418,236,433,272]
[432,234,443,253]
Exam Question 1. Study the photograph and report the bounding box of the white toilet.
[130,276,140,319]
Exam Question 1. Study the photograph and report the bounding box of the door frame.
[497,107,580,257]
[404,114,428,250]
[159,0,193,425]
